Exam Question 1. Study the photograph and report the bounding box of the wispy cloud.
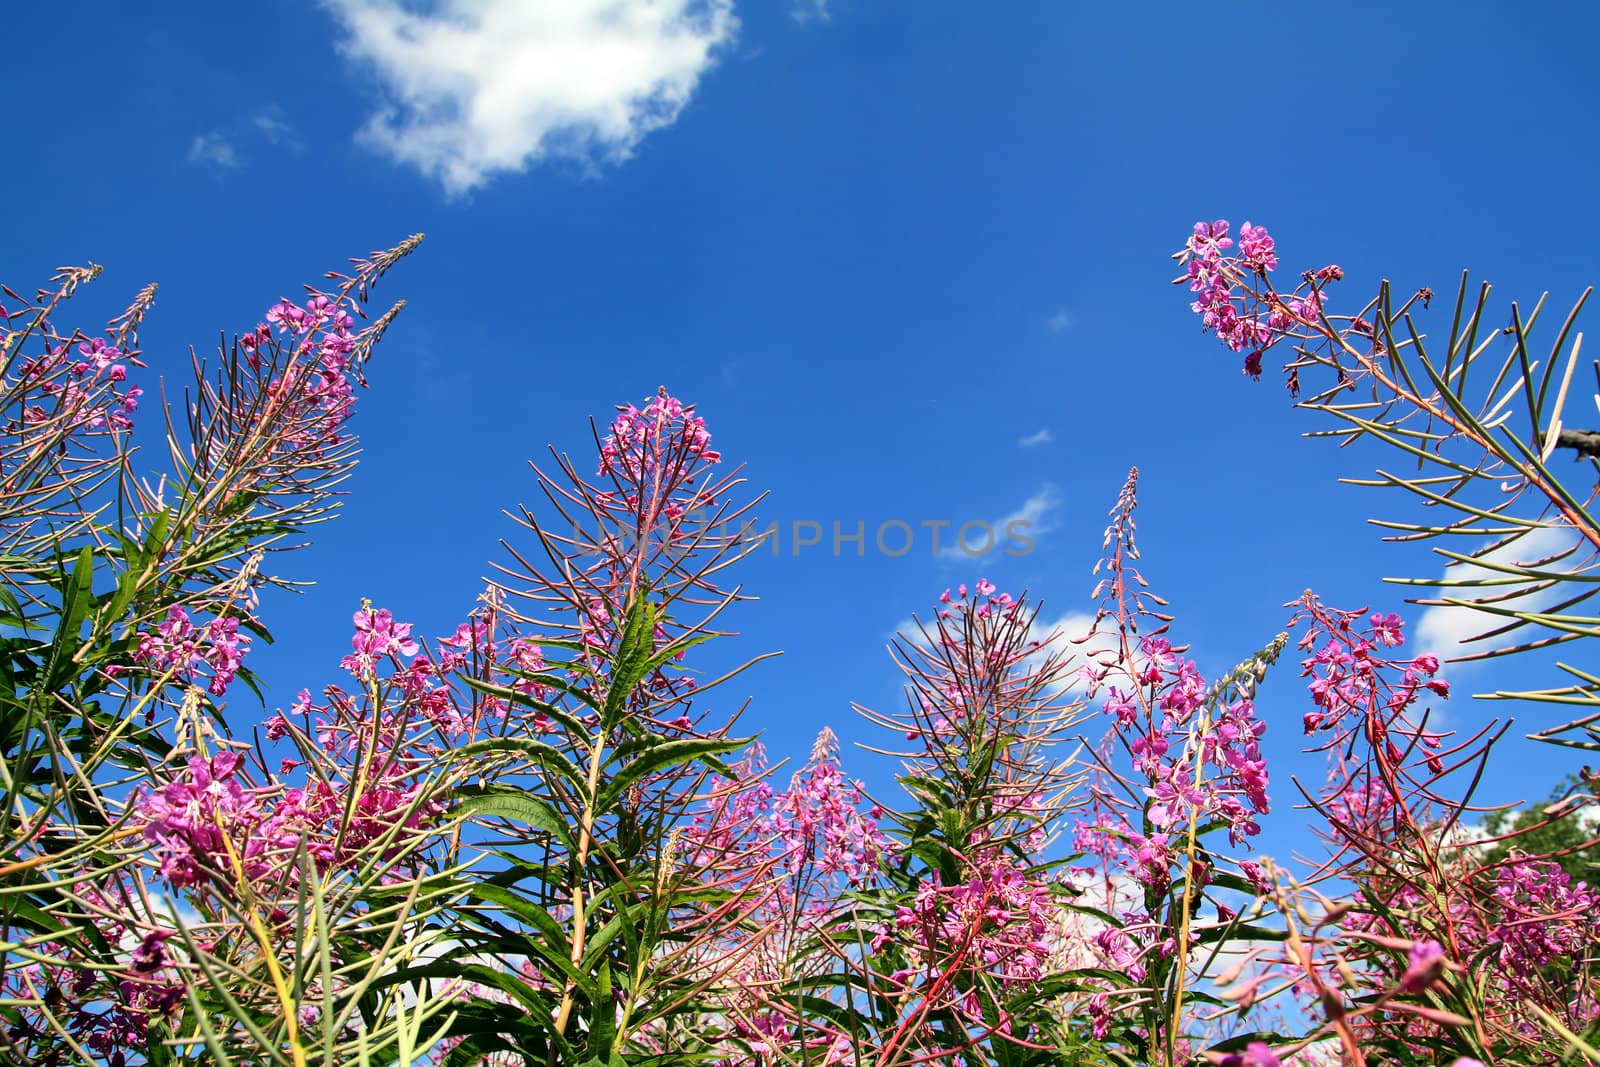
[1413,525,1581,664]
[791,0,830,22]
[188,109,302,171]
[1047,309,1071,333]
[252,108,303,151]
[939,483,1061,560]
[187,133,239,169]
[1026,608,1107,694]
[323,0,737,195]
[887,604,1109,698]
[1018,428,1054,448]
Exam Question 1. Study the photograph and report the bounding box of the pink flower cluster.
[1320,771,1401,842]
[133,605,251,696]
[438,612,550,704]
[1184,220,1279,356]
[887,851,1057,997]
[139,609,454,892]
[341,606,421,677]
[915,579,1024,748]
[1485,858,1600,1004]
[599,391,720,484]
[587,392,730,599]
[765,729,892,889]
[136,751,253,888]
[1080,634,1271,889]
[1330,854,1600,1046]
[240,293,363,457]
[679,743,776,874]
[1293,599,1448,763]
[266,600,563,752]
[137,737,441,893]
[913,580,1048,758]
[258,766,439,875]
[1178,218,1341,382]
[8,334,142,433]
[0,920,184,1067]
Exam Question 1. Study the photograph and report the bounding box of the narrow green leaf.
[455,785,575,851]
[462,674,592,735]
[596,735,748,813]
[452,737,588,796]
[42,546,95,690]
[601,590,657,732]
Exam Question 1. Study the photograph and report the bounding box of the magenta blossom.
[342,607,420,675]
[1398,938,1448,993]
[134,606,252,696]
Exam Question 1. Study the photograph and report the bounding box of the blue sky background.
[7,0,1600,861]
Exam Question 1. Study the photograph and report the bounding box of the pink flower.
[1218,1042,1281,1067]
[133,606,252,696]
[343,607,420,674]
[1398,938,1447,993]
[598,392,720,482]
[265,299,307,333]
[1188,219,1234,256]
[1369,611,1404,647]
[763,729,892,888]
[1237,222,1277,272]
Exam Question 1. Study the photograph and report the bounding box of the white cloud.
[323,0,737,195]
[1412,525,1581,664]
[791,0,829,21]
[253,109,302,150]
[939,483,1062,560]
[1018,428,1054,448]
[887,616,917,644]
[187,133,239,169]
[1027,608,1125,695]
[1047,309,1071,332]
[885,604,1106,699]
[890,606,1095,652]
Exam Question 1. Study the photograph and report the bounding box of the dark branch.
[1554,429,1600,459]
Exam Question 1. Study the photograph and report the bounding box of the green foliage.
[1478,773,1600,883]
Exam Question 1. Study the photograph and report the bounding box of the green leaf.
[578,913,630,976]
[1191,920,1286,946]
[596,735,748,813]
[464,884,597,997]
[41,546,95,690]
[455,785,575,851]
[434,1003,551,1066]
[587,960,616,1057]
[452,736,589,797]
[1202,1032,1289,1055]
[462,674,592,735]
[600,589,657,732]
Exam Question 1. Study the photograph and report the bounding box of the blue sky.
[8,0,1600,858]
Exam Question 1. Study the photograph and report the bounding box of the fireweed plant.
[0,226,1595,1067]
[1171,219,1600,1065]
